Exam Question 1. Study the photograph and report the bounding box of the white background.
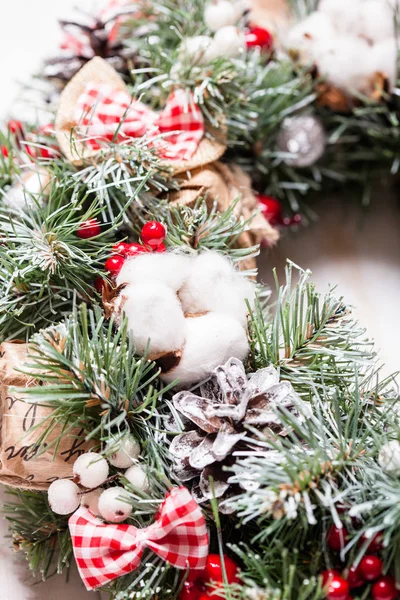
[0,1,399,599]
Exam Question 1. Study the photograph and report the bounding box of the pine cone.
[43,5,144,86]
[169,357,300,511]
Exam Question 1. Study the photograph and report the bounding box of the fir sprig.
[3,488,72,580]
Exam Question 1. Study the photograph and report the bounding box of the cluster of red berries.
[180,554,240,600]
[322,525,398,600]
[76,219,167,288]
[1,120,58,160]
[257,194,302,228]
[245,26,273,52]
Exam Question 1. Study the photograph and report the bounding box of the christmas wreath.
[0,1,400,600]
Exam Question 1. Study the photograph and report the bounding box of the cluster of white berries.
[284,0,398,93]
[115,250,255,385]
[48,433,149,523]
[179,0,248,65]
[378,439,400,476]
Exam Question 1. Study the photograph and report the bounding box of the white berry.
[80,488,103,515]
[213,26,246,58]
[48,479,80,515]
[73,452,109,488]
[379,440,400,476]
[125,465,150,492]
[179,35,218,65]
[204,1,238,32]
[107,434,141,469]
[98,487,133,523]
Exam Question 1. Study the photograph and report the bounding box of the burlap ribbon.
[166,162,279,270]
[55,57,226,171]
[0,342,91,491]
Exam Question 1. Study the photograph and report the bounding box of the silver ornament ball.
[277,115,326,168]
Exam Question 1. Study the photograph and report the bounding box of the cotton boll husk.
[179,35,218,65]
[116,252,191,292]
[122,282,186,356]
[284,12,335,64]
[213,26,246,58]
[361,0,395,43]
[371,39,398,89]
[204,1,238,31]
[161,312,249,385]
[318,0,364,36]
[316,37,374,93]
[179,252,255,325]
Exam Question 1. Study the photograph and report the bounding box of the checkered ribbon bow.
[75,83,204,161]
[68,487,209,591]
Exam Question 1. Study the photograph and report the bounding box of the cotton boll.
[122,282,186,356]
[161,312,249,385]
[318,0,364,36]
[116,252,191,292]
[213,26,246,58]
[179,35,218,65]
[48,479,80,515]
[284,12,335,64]
[372,39,398,88]
[125,465,150,491]
[361,0,395,43]
[204,1,238,31]
[316,37,374,93]
[179,252,255,325]
[80,488,103,516]
[107,434,141,469]
[98,487,133,522]
[73,452,109,488]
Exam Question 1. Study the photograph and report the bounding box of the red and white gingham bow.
[74,83,204,161]
[68,487,209,591]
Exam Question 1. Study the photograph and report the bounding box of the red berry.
[105,255,125,275]
[179,581,203,600]
[245,26,273,51]
[327,525,349,551]
[362,533,384,553]
[371,576,399,600]
[39,146,57,159]
[8,119,24,136]
[322,570,349,600]
[359,555,383,582]
[346,564,364,589]
[257,194,282,225]
[125,243,150,257]
[94,277,106,294]
[205,554,239,585]
[141,221,166,248]
[25,144,37,159]
[77,219,101,239]
[112,241,131,256]
[1,145,8,158]
[155,242,167,253]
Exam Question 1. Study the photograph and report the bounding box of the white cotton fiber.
[318,0,363,35]
[285,12,335,63]
[179,252,255,325]
[372,39,398,88]
[161,312,249,385]
[122,282,186,356]
[316,37,373,93]
[360,0,395,43]
[116,252,191,292]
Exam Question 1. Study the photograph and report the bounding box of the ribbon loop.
[69,487,209,591]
